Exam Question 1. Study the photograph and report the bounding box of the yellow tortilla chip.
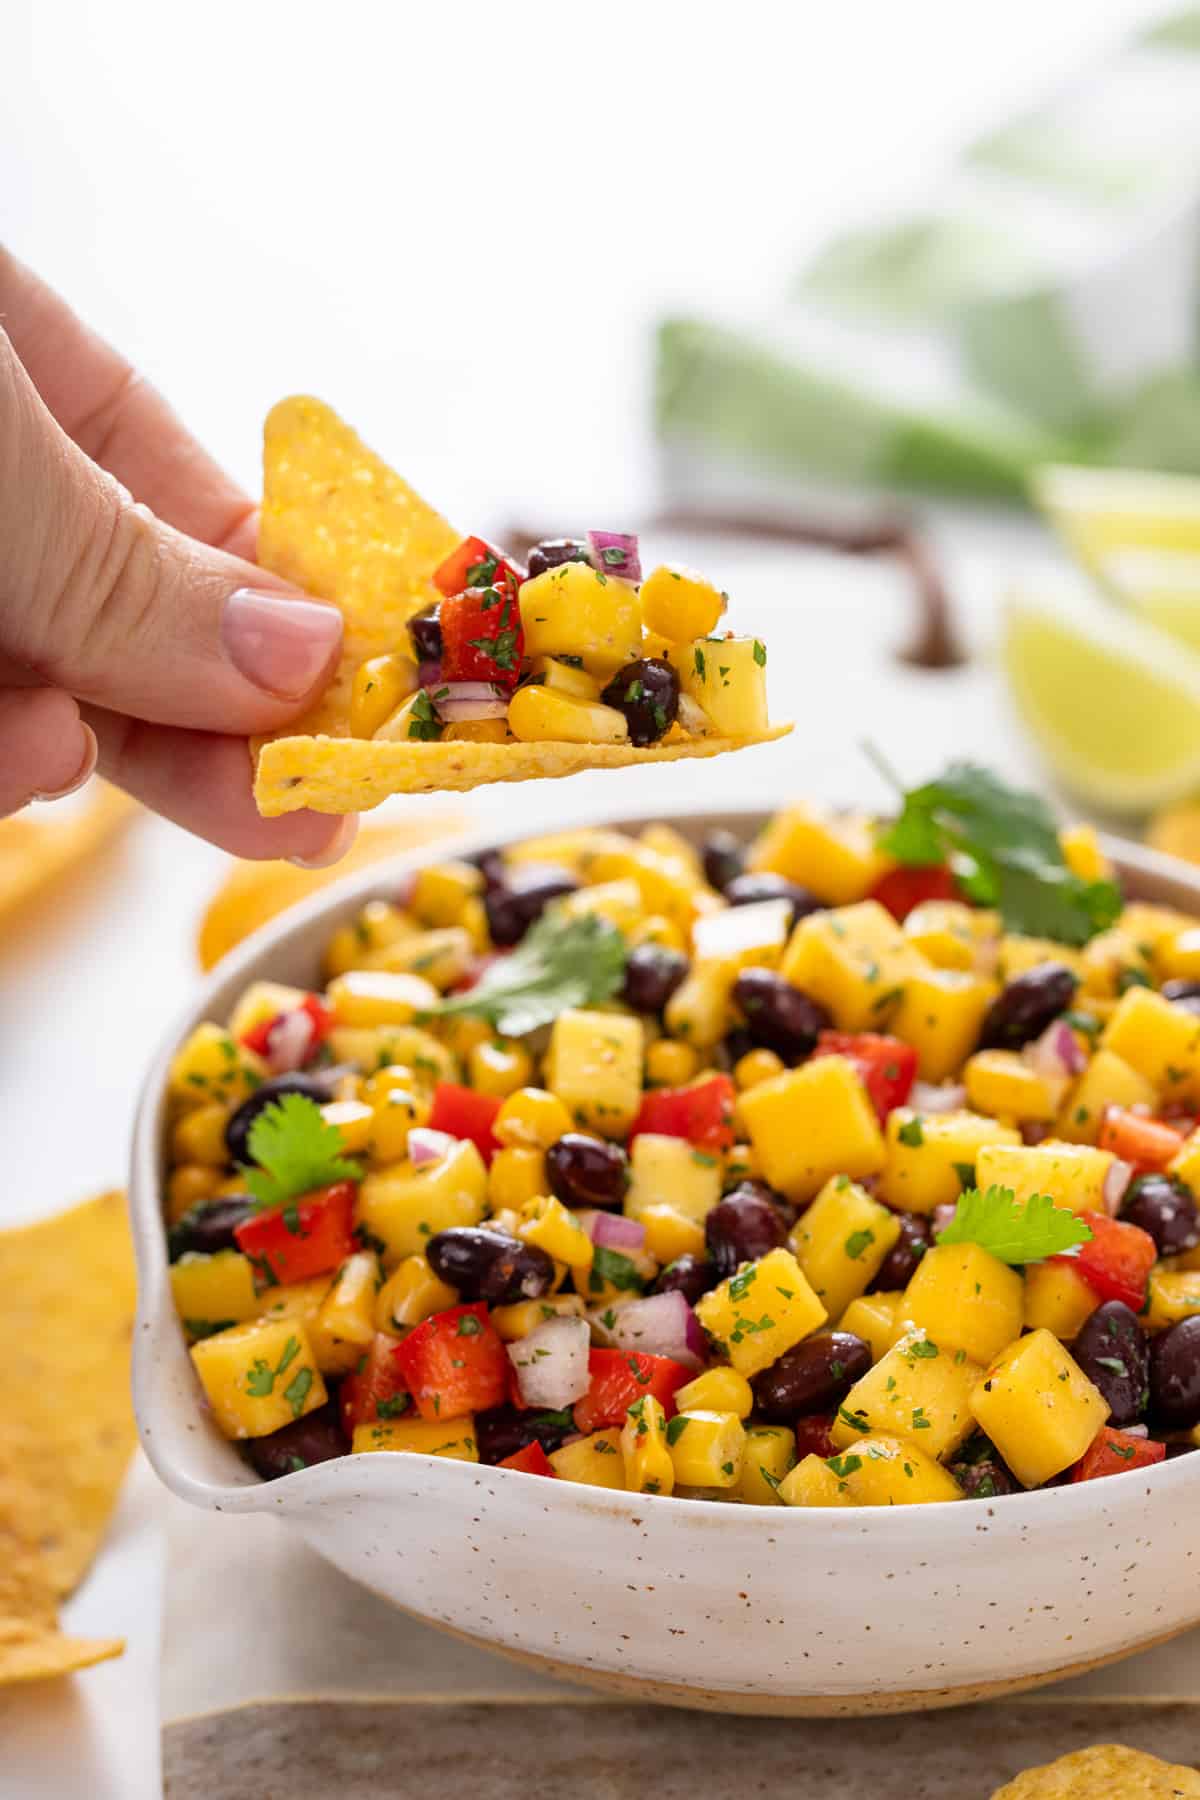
[256,725,791,816]
[0,784,136,922]
[991,1743,1200,1798]
[256,396,459,742]
[0,1628,124,1685]
[252,397,790,812]
[197,813,465,969]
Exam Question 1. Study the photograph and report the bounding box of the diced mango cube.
[904,902,998,971]
[358,1139,488,1265]
[695,1247,826,1376]
[518,562,642,676]
[780,901,922,1032]
[375,1254,458,1332]
[666,1409,746,1488]
[837,1291,905,1363]
[310,1251,380,1374]
[546,1008,644,1138]
[1079,927,1152,1001]
[1102,985,1200,1102]
[1022,1260,1099,1339]
[749,806,893,906]
[965,1050,1064,1124]
[1170,1126,1200,1192]
[190,1319,327,1440]
[489,1294,587,1341]
[999,937,1085,981]
[671,636,769,738]
[408,859,484,928]
[822,1435,963,1505]
[626,1133,722,1225]
[738,1057,885,1202]
[788,1177,902,1320]
[357,928,473,990]
[549,1430,626,1489]
[170,1251,260,1338]
[879,1108,1018,1214]
[326,969,440,1028]
[352,1414,478,1461]
[831,1330,981,1460]
[638,1203,707,1264]
[1057,1049,1156,1145]
[169,1023,268,1110]
[890,969,997,1084]
[902,1242,1023,1366]
[662,962,738,1048]
[1145,1271,1200,1333]
[974,1140,1113,1217]
[970,1328,1109,1488]
[779,1452,853,1507]
[738,1424,796,1504]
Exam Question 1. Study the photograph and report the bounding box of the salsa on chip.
[252,398,789,815]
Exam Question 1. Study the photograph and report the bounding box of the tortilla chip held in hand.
[252,397,789,815]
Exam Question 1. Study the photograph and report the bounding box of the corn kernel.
[368,1085,429,1164]
[723,1142,761,1185]
[640,563,726,641]
[375,1255,458,1332]
[468,1038,534,1100]
[734,1048,785,1091]
[645,1039,701,1087]
[620,1393,675,1495]
[166,1163,220,1222]
[518,1195,594,1270]
[666,1410,745,1488]
[460,895,491,954]
[440,1015,495,1059]
[674,1367,754,1419]
[171,1102,230,1167]
[630,914,688,955]
[350,651,419,739]
[487,1146,548,1212]
[320,1099,374,1155]
[494,1086,574,1150]
[311,1251,380,1374]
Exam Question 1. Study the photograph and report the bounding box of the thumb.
[0,329,342,733]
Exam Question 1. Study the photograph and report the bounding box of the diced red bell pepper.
[428,1081,502,1164]
[234,1180,357,1289]
[1071,1425,1166,1484]
[392,1302,509,1422]
[239,993,333,1066]
[1098,1107,1186,1173]
[340,1331,411,1434]
[432,535,524,600]
[1053,1211,1157,1313]
[869,864,958,922]
[812,1031,918,1121]
[498,1441,558,1477]
[572,1348,692,1434]
[439,586,525,689]
[628,1074,736,1154]
[792,1412,836,1460]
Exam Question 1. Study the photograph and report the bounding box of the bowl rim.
[130,805,1200,1527]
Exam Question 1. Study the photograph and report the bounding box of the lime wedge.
[1002,587,1200,814]
[1033,464,1200,561]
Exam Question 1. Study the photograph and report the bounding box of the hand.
[0,248,357,864]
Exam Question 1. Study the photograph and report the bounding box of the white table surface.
[0,2,1171,1790]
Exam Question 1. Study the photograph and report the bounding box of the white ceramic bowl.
[132,811,1200,1715]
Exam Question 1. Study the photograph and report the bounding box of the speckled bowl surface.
[131,811,1200,1715]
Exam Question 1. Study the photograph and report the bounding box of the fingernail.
[222,589,343,700]
[32,723,98,802]
[288,814,360,870]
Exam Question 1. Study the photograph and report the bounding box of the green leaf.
[935,1185,1093,1265]
[874,760,1121,946]
[243,1093,362,1212]
[432,910,627,1037]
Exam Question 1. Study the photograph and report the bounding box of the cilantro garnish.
[935,1185,1093,1265]
[245,1334,301,1398]
[870,756,1121,947]
[407,689,443,741]
[588,1247,646,1295]
[243,1094,362,1213]
[666,1415,691,1446]
[430,910,627,1037]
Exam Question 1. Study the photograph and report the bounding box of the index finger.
[0,246,256,555]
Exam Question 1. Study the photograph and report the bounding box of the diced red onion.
[1103,1157,1135,1217]
[590,1212,646,1251]
[507,1317,591,1409]
[418,658,443,688]
[933,1201,959,1236]
[586,530,641,584]
[675,694,713,736]
[608,1290,704,1369]
[408,1127,457,1168]
[430,682,509,723]
[1025,1019,1086,1082]
[1123,1423,1149,1439]
[910,1081,966,1115]
[264,1008,317,1074]
[586,1299,640,1346]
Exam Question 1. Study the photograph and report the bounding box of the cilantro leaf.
[874,760,1121,947]
[935,1185,1093,1265]
[432,910,627,1037]
[243,1093,363,1212]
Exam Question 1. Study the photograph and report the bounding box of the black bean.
[1166,1438,1199,1459]
[168,1195,256,1262]
[526,538,589,579]
[979,963,1079,1050]
[723,872,822,929]
[704,1185,789,1278]
[483,863,578,946]
[600,657,680,747]
[751,1332,872,1421]
[1151,1316,1200,1430]
[1120,1173,1200,1257]
[867,1212,933,1292]
[620,943,689,1014]
[426,1227,555,1303]
[470,848,508,889]
[1163,979,1200,1017]
[242,1401,349,1481]
[225,1071,343,1167]
[733,968,830,1063]
[701,830,745,894]
[545,1134,630,1209]
[653,1253,718,1306]
[1071,1301,1151,1427]
[407,606,443,663]
[950,1457,1020,1499]
[474,1403,577,1465]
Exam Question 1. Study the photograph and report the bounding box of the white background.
[0,3,1171,1793]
